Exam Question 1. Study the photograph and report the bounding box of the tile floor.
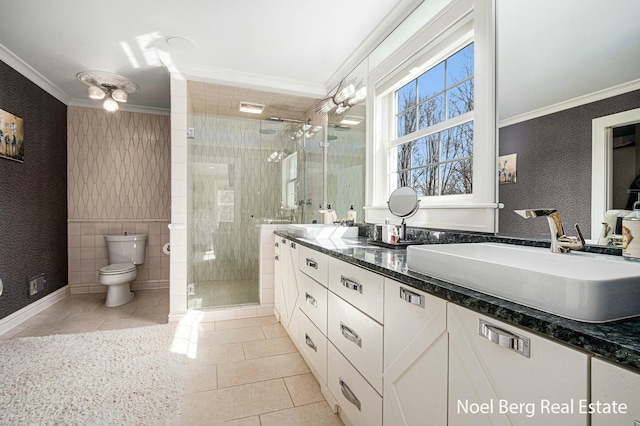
[0,289,343,425]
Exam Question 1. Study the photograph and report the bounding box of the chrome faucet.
[514,209,585,253]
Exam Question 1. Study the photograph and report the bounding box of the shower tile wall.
[189,114,290,307]
[67,106,171,294]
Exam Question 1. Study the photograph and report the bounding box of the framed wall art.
[0,108,24,162]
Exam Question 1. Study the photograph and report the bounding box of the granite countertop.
[274,231,640,374]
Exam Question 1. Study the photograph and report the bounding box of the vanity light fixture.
[238,101,265,114]
[77,71,139,112]
[316,77,366,117]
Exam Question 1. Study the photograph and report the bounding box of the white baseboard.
[0,285,70,336]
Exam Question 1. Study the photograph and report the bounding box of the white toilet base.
[104,282,135,307]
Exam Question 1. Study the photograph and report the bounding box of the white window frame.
[365,0,497,232]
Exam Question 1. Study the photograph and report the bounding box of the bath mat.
[0,324,186,425]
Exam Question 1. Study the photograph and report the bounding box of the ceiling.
[0,1,637,122]
[0,0,420,114]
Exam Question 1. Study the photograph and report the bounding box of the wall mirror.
[496,0,640,243]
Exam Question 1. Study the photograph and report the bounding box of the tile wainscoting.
[68,220,170,294]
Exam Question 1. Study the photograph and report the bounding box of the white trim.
[591,107,640,240]
[0,285,70,336]
[500,79,640,128]
[0,42,70,105]
[68,99,170,116]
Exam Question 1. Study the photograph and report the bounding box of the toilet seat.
[99,262,136,275]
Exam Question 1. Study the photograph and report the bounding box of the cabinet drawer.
[298,311,328,385]
[328,342,382,426]
[299,245,328,287]
[328,257,384,323]
[591,357,640,426]
[328,291,383,393]
[298,272,328,335]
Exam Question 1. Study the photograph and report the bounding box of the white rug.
[0,324,186,426]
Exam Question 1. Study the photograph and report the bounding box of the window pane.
[397,108,417,137]
[440,159,472,195]
[397,141,412,171]
[397,81,416,113]
[398,169,410,187]
[446,43,474,86]
[418,62,445,101]
[411,168,426,196]
[411,138,428,167]
[447,79,474,119]
[441,122,473,162]
[424,133,439,165]
[424,165,438,196]
[418,94,445,130]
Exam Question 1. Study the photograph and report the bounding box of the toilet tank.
[104,234,148,265]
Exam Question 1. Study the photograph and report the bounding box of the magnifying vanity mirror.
[388,186,420,219]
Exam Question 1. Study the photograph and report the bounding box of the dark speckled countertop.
[275,229,640,374]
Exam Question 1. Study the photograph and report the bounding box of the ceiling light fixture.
[77,71,139,112]
[239,101,265,114]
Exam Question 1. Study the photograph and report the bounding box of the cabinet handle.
[479,319,530,358]
[274,242,279,248]
[306,258,318,269]
[281,238,286,244]
[341,275,363,293]
[400,287,424,308]
[275,255,279,261]
[291,242,296,249]
[634,421,640,426]
[305,292,318,308]
[340,322,362,347]
[305,333,317,352]
[339,378,361,411]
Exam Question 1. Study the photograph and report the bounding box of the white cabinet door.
[298,271,328,335]
[448,304,589,426]
[591,357,640,426]
[383,279,448,426]
[280,239,299,335]
[273,238,282,320]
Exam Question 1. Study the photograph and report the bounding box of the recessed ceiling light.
[239,101,265,114]
[341,116,364,126]
[165,35,197,51]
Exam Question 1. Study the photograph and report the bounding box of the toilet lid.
[100,263,136,275]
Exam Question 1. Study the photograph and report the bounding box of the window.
[391,43,474,197]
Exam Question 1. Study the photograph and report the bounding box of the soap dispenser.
[622,202,640,261]
[347,205,357,223]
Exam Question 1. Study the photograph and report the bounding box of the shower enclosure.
[186,112,324,310]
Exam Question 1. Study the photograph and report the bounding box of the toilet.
[99,233,147,307]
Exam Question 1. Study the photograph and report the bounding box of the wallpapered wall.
[0,60,68,320]
[67,107,171,294]
[498,89,640,239]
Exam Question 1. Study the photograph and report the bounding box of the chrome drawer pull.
[635,421,640,426]
[306,258,318,269]
[291,242,296,249]
[305,333,317,352]
[305,292,318,308]
[341,276,363,293]
[274,255,279,261]
[479,319,530,358]
[274,242,279,248]
[340,322,362,347]
[400,287,424,308]
[281,238,286,244]
[339,378,361,411]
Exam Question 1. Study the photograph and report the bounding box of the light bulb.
[88,85,105,100]
[103,97,119,112]
[111,89,128,102]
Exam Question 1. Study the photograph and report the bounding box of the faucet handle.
[574,223,585,246]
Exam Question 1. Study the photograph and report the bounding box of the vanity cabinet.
[447,304,589,425]
[277,238,300,333]
[383,278,448,425]
[591,357,640,426]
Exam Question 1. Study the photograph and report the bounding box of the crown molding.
[68,98,170,116]
[180,64,327,98]
[499,79,640,128]
[0,42,71,105]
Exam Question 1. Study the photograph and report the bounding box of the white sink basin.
[286,224,358,239]
[406,243,640,322]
